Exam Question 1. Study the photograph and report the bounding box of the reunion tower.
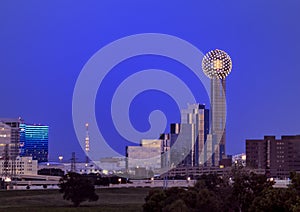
[202,49,232,165]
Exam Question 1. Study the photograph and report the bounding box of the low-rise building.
[246,135,300,178]
[96,157,126,172]
[0,118,22,160]
[0,156,38,176]
[126,139,162,171]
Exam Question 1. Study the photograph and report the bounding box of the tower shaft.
[211,78,226,164]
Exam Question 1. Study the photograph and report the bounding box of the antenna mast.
[85,123,90,164]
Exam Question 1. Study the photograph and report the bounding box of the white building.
[127,139,162,171]
[0,156,38,176]
[0,119,21,160]
[96,157,126,172]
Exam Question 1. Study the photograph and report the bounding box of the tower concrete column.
[202,49,232,166]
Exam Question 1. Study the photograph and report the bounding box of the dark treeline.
[36,168,129,186]
[143,167,300,212]
[80,173,130,186]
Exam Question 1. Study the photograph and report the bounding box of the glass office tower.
[20,124,49,162]
[169,104,209,167]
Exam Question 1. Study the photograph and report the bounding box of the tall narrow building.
[180,104,209,166]
[202,49,232,165]
[168,104,209,167]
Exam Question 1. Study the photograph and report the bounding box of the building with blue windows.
[20,124,49,162]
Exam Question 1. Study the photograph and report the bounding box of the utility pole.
[70,152,77,173]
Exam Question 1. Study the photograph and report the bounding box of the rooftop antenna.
[85,123,90,165]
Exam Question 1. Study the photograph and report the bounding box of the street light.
[4,177,11,183]
[151,177,154,184]
[58,156,63,163]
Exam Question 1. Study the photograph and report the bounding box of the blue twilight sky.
[0,1,300,162]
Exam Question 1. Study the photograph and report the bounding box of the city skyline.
[1,1,300,161]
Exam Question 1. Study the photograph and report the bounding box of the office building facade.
[126,139,162,171]
[246,135,300,178]
[20,124,49,162]
[0,156,37,175]
[162,104,210,167]
[0,118,21,160]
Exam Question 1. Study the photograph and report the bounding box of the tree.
[163,199,189,212]
[289,171,300,194]
[59,172,99,207]
[249,188,296,212]
[246,172,300,211]
[143,168,280,212]
[143,175,226,212]
[0,179,4,190]
[192,174,231,211]
[230,168,274,212]
[194,173,225,192]
[143,189,167,212]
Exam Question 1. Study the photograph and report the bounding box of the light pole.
[59,156,63,163]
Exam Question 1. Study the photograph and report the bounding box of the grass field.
[0,188,152,212]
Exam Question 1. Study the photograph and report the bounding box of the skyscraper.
[20,124,49,162]
[181,104,209,166]
[202,49,232,165]
[167,104,209,167]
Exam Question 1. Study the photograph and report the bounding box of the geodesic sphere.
[202,49,232,79]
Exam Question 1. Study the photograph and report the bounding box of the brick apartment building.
[246,135,300,178]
